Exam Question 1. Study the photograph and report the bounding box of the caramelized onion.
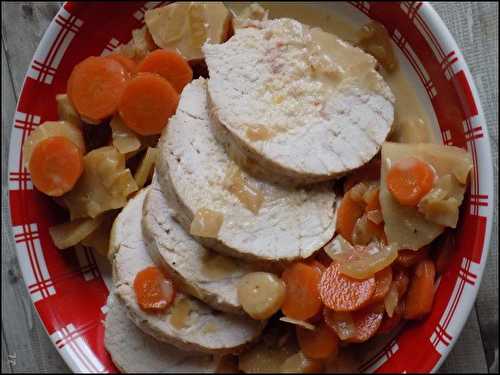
[324,235,398,279]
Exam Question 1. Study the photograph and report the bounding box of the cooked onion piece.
[145,2,230,61]
[110,115,141,154]
[324,235,398,279]
[49,215,105,249]
[134,147,158,188]
[237,272,286,320]
[63,146,138,219]
[56,94,81,127]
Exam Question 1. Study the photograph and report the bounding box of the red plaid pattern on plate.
[7,1,494,373]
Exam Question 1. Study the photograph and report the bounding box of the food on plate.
[156,78,336,262]
[380,142,472,250]
[118,72,180,136]
[111,189,264,354]
[29,136,84,196]
[67,56,128,123]
[203,18,395,184]
[62,146,138,219]
[143,177,261,314]
[104,293,217,373]
[32,2,476,372]
[138,49,193,93]
[237,272,286,319]
[144,2,231,61]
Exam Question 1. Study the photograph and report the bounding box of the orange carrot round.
[336,192,365,243]
[29,136,83,197]
[107,53,138,74]
[138,49,193,93]
[396,246,430,268]
[370,267,393,303]
[404,259,436,320]
[296,321,339,360]
[133,266,175,311]
[67,56,128,123]
[118,72,179,136]
[319,262,376,312]
[281,262,323,321]
[345,307,384,343]
[386,157,435,206]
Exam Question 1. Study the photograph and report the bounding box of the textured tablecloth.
[1,2,498,373]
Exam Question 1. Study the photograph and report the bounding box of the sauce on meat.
[190,208,224,238]
[223,165,264,214]
[201,252,240,280]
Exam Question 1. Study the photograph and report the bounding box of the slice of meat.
[110,188,264,354]
[203,18,395,184]
[156,78,336,262]
[104,292,217,373]
[143,175,260,315]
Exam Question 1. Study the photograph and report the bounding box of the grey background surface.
[1,2,498,373]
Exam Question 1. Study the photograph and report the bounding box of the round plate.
[7,1,494,373]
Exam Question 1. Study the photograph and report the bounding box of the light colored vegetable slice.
[22,121,85,168]
[417,174,465,228]
[134,147,158,188]
[384,283,399,318]
[237,272,286,320]
[279,317,315,331]
[380,142,472,250]
[49,215,105,249]
[80,210,118,256]
[280,351,324,373]
[323,309,356,341]
[324,235,398,279]
[63,146,138,219]
[145,2,230,61]
[238,336,296,373]
[110,115,141,154]
[56,94,81,127]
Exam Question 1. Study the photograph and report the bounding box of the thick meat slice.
[143,176,259,315]
[156,78,336,262]
[110,188,264,354]
[203,18,395,183]
[104,293,217,373]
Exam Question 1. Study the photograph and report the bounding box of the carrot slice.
[296,321,339,360]
[378,300,405,335]
[392,268,410,298]
[133,266,175,311]
[118,72,179,136]
[396,246,430,268]
[67,56,128,123]
[344,158,381,192]
[370,267,393,303]
[281,262,323,321]
[345,307,384,343]
[386,157,435,206]
[107,53,138,74]
[138,49,193,93]
[319,262,376,312]
[29,136,83,197]
[404,259,436,320]
[336,192,365,243]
